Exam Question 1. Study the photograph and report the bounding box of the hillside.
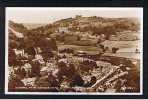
[9,21,28,33]
[8,21,57,50]
[30,16,140,44]
[53,16,139,33]
[8,16,140,47]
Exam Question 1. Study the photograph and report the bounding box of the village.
[8,15,140,93]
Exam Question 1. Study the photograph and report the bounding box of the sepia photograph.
[5,7,143,95]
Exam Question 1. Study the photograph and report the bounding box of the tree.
[112,47,119,53]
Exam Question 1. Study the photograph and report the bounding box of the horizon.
[9,16,139,24]
[6,7,143,24]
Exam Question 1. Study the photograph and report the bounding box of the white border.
[5,7,143,95]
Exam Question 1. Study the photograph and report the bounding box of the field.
[58,40,140,59]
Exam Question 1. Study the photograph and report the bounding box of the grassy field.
[57,40,141,59]
[101,40,140,50]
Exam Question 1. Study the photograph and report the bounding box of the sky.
[6,7,143,24]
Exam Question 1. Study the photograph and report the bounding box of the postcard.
[5,7,143,95]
